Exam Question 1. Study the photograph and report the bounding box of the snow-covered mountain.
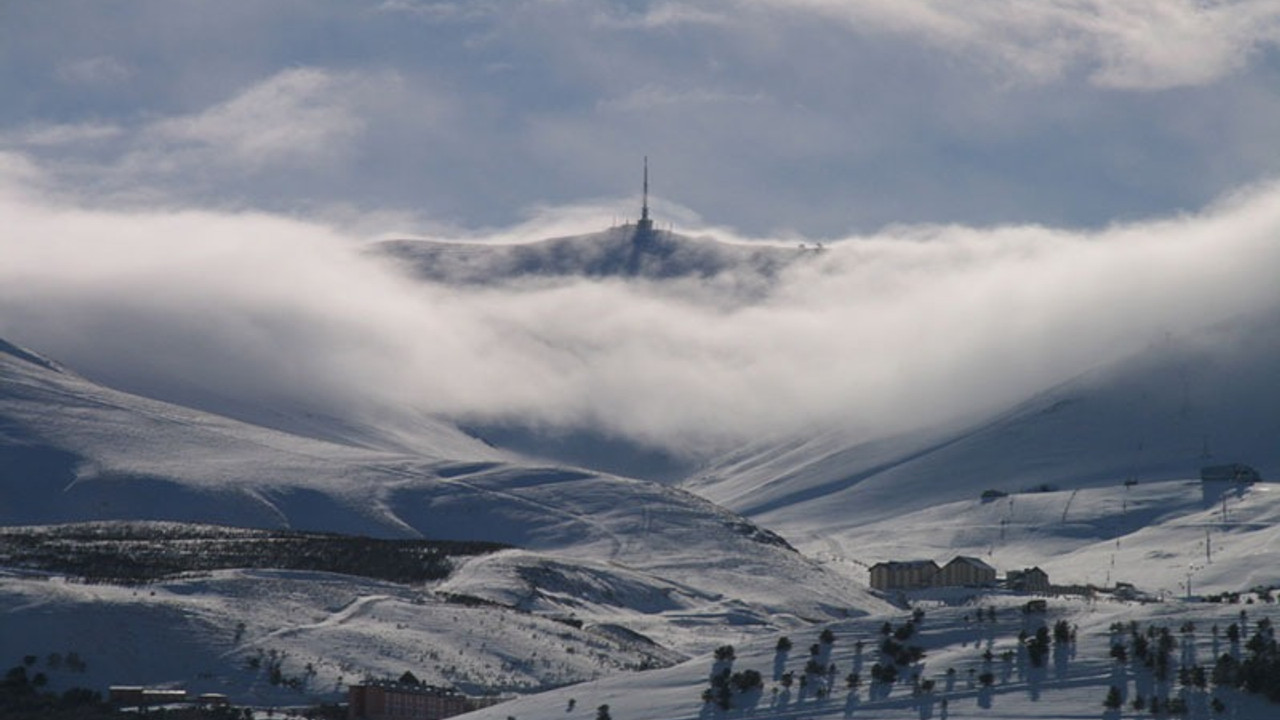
[684,310,1280,556]
[0,334,890,699]
[446,301,1280,719]
[456,461,1280,718]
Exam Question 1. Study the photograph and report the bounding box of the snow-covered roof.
[945,555,996,572]
[870,559,939,570]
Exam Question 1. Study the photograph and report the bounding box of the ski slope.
[686,311,1280,540]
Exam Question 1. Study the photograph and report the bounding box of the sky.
[4,0,1280,236]
[2,1,1280,460]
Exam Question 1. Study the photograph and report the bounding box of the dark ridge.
[0,338,63,374]
[374,227,812,287]
[0,521,510,585]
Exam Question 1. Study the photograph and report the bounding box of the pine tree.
[1103,685,1123,709]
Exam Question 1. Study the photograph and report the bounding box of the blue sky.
[4,0,1280,237]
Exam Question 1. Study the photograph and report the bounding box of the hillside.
[458,590,1280,720]
[0,565,687,703]
[0,336,891,700]
[684,310,1280,546]
[829,478,1280,597]
[451,472,1280,719]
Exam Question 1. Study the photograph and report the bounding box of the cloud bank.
[3,154,1278,458]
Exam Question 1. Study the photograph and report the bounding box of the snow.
[686,311,1280,539]
[0,567,681,702]
[0,335,886,702]
[457,597,1280,720]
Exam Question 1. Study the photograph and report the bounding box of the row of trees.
[0,522,509,584]
[2,660,114,720]
[702,615,925,713]
[1215,617,1280,701]
[701,645,763,711]
[1101,614,1280,714]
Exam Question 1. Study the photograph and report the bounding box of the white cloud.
[8,122,124,147]
[1,153,1277,457]
[0,152,46,194]
[375,0,498,23]
[590,2,733,30]
[56,56,134,86]
[148,68,367,171]
[596,85,766,112]
[753,0,1280,89]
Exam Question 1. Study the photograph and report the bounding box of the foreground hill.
[0,564,688,703]
[0,337,890,699]
[459,590,1280,720]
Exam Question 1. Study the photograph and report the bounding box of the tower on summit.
[636,156,654,234]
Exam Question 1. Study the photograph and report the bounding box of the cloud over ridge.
[2,153,1277,457]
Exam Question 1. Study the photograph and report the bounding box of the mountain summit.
[376,162,813,286]
[376,226,807,286]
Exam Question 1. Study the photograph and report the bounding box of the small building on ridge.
[1200,464,1261,483]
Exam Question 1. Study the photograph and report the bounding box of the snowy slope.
[0,336,893,695]
[806,479,1280,599]
[0,566,682,703]
[685,311,1280,541]
[0,337,501,534]
[458,593,1280,720]
[467,309,1271,719]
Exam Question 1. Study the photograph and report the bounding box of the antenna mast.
[637,156,654,233]
[642,156,650,222]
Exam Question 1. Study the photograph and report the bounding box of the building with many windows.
[869,556,1003,591]
[1007,566,1051,593]
[869,560,941,591]
[348,682,504,720]
[938,556,997,587]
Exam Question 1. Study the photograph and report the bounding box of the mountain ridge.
[374,226,814,291]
